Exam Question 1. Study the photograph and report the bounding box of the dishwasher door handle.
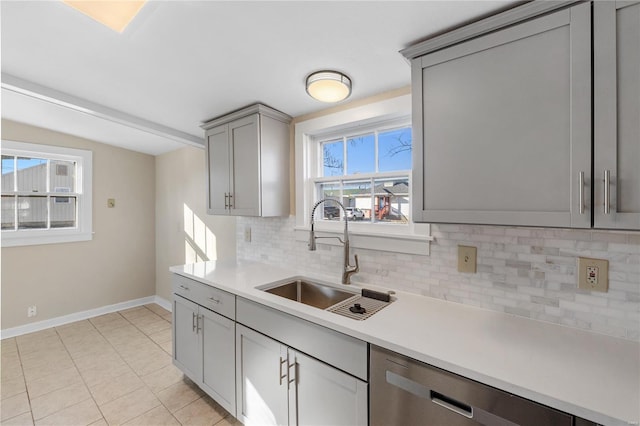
[431,391,473,419]
[386,371,473,419]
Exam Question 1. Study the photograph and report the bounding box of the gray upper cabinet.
[594,1,640,230]
[202,104,291,217]
[410,3,592,228]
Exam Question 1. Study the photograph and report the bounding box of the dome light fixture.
[305,71,352,103]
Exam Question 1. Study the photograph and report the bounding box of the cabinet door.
[173,295,201,382]
[412,3,591,227]
[201,308,236,417]
[290,349,367,426]
[229,114,261,216]
[594,1,640,230]
[236,325,288,426]
[207,124,230,215]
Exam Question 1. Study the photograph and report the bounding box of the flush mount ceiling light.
[306,71,352,103]
[63,1,146,33]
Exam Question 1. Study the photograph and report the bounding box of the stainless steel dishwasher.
[370,345,582,426]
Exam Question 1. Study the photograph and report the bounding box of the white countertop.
[170,260,640,426]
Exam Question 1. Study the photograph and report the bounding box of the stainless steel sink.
[261,279,357,310]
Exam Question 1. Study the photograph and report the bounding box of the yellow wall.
[154,145,237,302]
[1,120,156,329]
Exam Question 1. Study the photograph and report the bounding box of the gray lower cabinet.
[411,2,591,228]
[235,297,368,426]
[200,308,235,414]
[172,275,237,416]
[236,324,367,426]
[235,324,288,425]
[173,295,201,381]
[202,103,291,217]
[594,1,640,229]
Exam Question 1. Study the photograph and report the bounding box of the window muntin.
[1,141,92,246]
[314,124,412,224]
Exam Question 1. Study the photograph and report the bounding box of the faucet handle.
[350,254,359,273]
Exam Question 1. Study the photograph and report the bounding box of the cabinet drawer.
[236,297,367,381]
[172,274,235,320]
[195,283,235,319]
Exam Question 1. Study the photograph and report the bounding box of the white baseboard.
[154,295,172,312]
[1,295,173,340]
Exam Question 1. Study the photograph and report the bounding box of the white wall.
[1,120,156,329]
[154,145,237,302]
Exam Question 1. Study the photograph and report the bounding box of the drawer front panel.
[236,297,367,381]
[172,274,235,319]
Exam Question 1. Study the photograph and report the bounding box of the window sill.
[294,225,432,256]
[2,230,93,247]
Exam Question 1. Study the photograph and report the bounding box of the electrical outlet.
[458,245,477,273]
[586,266,598,285]
[244,226,251,243]
[107,198,116,208]
[578,257,608,292]
[27,305,37,318]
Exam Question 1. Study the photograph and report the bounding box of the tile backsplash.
[237,216,640,341]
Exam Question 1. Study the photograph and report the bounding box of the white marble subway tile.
[237,216,640,341]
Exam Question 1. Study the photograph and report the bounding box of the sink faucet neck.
[308,198,359,285]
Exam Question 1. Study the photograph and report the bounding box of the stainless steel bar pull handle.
[604,170,611,215]
[196,314,202,333]
[431,391,473,419]
[228,193,233,209]
[578,171,585,215]
[224,193,229,209]
[208,297,220,304]
[279,357,287,386]
[287,361,297,388]
[179,284,189,291]
[192,312,197,332]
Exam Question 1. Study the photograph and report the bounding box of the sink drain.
[328,295,391,320]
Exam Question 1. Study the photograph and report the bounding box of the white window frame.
[294,94,431,255]
[313,119,412,228]
[1,140,93,247]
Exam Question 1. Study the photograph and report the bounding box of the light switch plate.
[458,245,477,273]
[578,257,608,292]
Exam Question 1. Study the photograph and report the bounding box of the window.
[1,141,92,247]
[295,93,431,255]
[314,122,412,224]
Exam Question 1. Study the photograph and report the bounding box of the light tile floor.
[1,304,239,426]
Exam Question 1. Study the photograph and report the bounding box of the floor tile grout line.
[113,306,198,425]
[119,305,172,354]
[59,309,163,425]
[6,305,186,426]
[89,306,186,425]
[109,306,198,426]
[5,336,35,425]
[52,320,109,426]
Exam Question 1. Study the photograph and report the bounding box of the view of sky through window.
[322,126,412,177]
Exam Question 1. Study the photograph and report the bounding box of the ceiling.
[1,1,515,156]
